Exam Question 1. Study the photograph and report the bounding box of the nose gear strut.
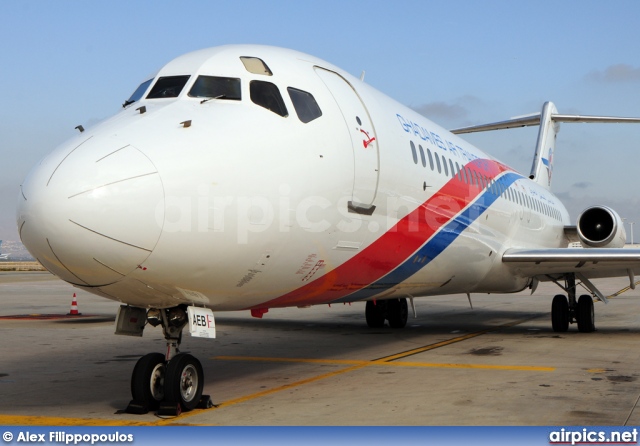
[117,305,213,415]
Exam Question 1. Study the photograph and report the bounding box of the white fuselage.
[17,45,570,311]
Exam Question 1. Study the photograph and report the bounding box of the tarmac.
[2,271,640,426]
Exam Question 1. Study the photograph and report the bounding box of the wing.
[502,248,640,280]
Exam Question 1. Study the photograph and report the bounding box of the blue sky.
[2,0,640,242]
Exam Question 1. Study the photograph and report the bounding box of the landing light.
[167,307,187,327]
[146,308,162,327]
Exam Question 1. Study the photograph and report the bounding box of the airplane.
[16,45,640,414]
[0,241,9,260]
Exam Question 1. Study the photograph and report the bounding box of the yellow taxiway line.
[214,355,555,372]
[0,415,164,427]
[0,315,551,426]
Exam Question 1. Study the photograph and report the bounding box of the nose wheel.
[131,353,165,410]
[164,353,204,411]
[125,306,212,415]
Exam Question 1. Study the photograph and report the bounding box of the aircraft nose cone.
[17,136,165,286]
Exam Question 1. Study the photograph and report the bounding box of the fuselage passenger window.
[189,76,241,100]
[435,153,442,173]
[250,81,288,117]
[419,145,426,167]
[427,149,434,170]
[466,168,474,186]
[442,156,449,176]
[410,141,418,164]
[147,75,191,99]
[288,88,322,123]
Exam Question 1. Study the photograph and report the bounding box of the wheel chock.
[157,402,182,417]
[197,394,215,409]
[124,400,149,415]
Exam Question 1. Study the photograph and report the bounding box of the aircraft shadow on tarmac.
[4,302,640,414]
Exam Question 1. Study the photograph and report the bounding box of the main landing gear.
[117,305,212,415]
[365,298,408,328]
[550,274,596,333]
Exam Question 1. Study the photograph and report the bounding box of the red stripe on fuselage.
[253,159,511,309]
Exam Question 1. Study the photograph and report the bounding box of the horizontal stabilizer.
[451,103,640,191]
[451,112,640,134]
[451,115,541,134]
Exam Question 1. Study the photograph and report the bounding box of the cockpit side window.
[146,75,190,99]
[287,87,322,123]
[250,81,288,117]
[123,79,153,107]
[188,76,241,101]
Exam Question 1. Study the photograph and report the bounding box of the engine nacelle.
[576,205,627,248]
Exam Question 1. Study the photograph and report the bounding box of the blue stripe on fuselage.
[335,171,522,303]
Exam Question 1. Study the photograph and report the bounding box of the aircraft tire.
[551,294,569,332]
[131,353,166,409]
[577,295,595,333]
[387,298,408,329]
[365,301,386,328]
[164,353,204,412]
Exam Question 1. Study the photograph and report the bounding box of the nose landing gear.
[118,305,212,415]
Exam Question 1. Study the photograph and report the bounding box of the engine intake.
[576,206,626,248]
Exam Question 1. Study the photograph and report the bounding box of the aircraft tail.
[528,102,558,190]
[450,102,640,191]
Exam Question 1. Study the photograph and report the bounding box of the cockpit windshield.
[146,75,191,99]
[123,78,152,108]
[188,76,241,101]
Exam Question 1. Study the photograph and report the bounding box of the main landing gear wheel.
[387,298,408,329]
[365,298,408,329]
[577,295,595,333]
[164,353,204,412]
[131,353,165,410]
[551,294,569,333]
[365,300,386,328]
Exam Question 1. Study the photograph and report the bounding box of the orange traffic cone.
[67,293,81,316]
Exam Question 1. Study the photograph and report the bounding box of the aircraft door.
[315,67,379,214]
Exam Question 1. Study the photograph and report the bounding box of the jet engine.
[576,205,627,248]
